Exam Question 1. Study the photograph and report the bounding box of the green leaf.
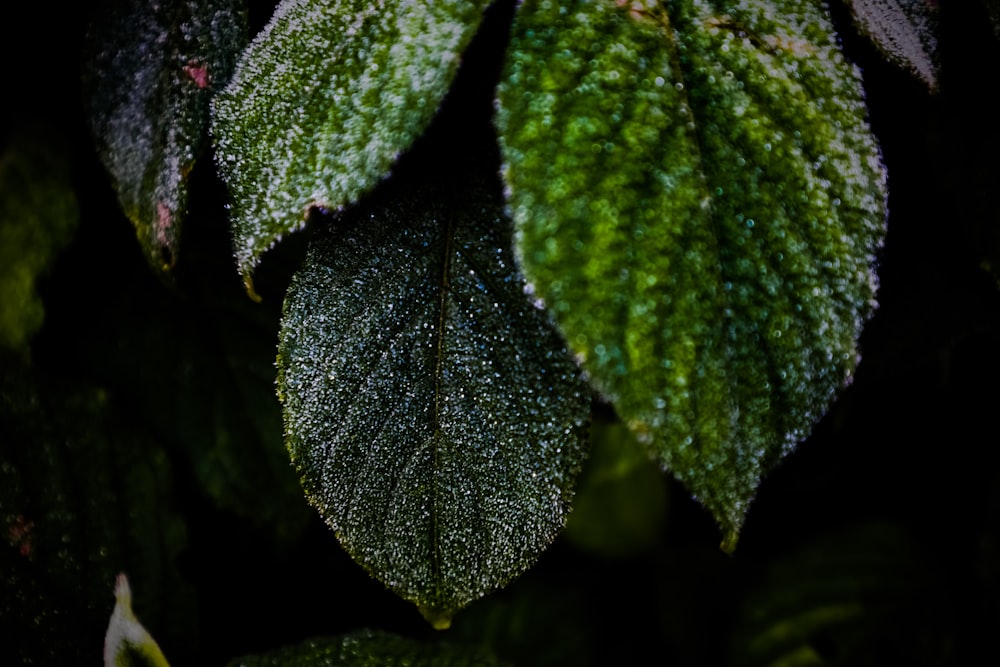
[104,574,172,667]
[211,0,493,292]
[83,0,247,274]
[226,628,507,666]
[495,0,887,543]
[276,175,591,627]
[846,0,940,91]
[0,126,78,351]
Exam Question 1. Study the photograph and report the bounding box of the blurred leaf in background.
[0,126,79,352]
[729,521,955,667]
[563,411,668,560]
[0,358,195,664]
[226,628,506,667]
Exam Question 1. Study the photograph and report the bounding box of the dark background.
[3,1,1000,665]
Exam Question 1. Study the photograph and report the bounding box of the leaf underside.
[496,0,887,541]
[277,176,591,626]
[83,0,246,274]
[211,0,492,285]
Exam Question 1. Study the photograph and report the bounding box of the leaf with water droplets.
[496,0,887,545]
[846,0,940,91]
[83,0,247,274]
[226,628,506,666]
[210,0,492,292]
[276,175,590,628]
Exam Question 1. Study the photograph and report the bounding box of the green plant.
[3,0,998,665]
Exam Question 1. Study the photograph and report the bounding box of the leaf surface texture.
[846,0,940,90]
[227,628,505,666]
[496,0,887,541]
[211,0,492,284]
[83,0,247,273]
[277,177,590,625]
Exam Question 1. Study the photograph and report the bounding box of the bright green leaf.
[83,0,247,274]
[496,0,887,544]
[276,176,591,627]
[846,0,940,91]
[211,0,492,292]
[0,127,78,351]
[226,628,506,666]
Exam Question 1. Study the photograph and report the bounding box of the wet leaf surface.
[211,0,492,286]
[846,0,940,91]
[227,628,506,666]
[496,0,887,542]
[83,0,247,275]
[277,173,591,626]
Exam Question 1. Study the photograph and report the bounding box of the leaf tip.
[720,529,740,556]
[419,605,454,631]
[243,272,263,303]
[104,573,172,667]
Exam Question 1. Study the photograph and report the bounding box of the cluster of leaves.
[210,0,891,628]
[5,0,1000,664]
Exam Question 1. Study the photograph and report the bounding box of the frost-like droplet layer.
[496,0,887,543]
[225,628,505,666]
[277,176,590,626]
[847,0,939,91]
[83,0,247,274]
[211,0,492,285]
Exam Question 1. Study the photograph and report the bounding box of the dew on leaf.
[211,0,492,282]
[277,175,591,624]
[496,0,886,540]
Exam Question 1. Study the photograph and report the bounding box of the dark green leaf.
[226,628,506,666]
[277,176,591,627]
[0,126,78,351]
[496,0,887,543]
[729,523,954,667]
[211,0,492,290]
[83,0,247,274]
[846,0,939,91]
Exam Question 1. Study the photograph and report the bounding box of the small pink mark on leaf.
[156,202,172,247]
[183,60,210,89]
[8,514,34,558]
[156,201,177,269]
